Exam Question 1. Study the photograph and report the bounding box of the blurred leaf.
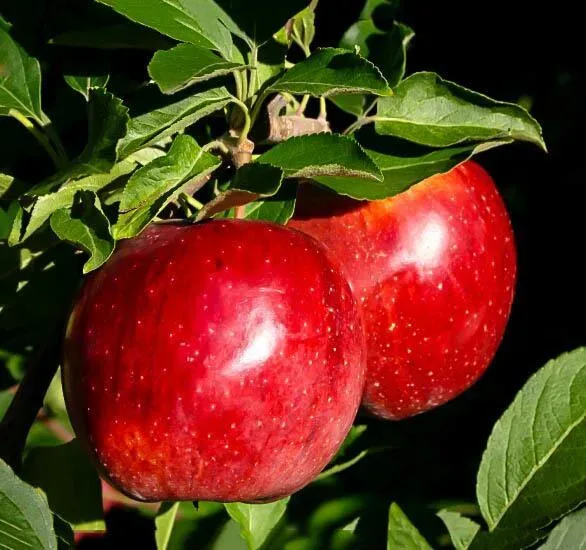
[155,502,180,550]
[0,389,13,419]
[149,43,245,94]
[0,15,11,32]
[0,349,25,383]
[97,0,236,60]
[64,74,109,101]
[43,370,71,430]
[25,423,63,452]
[269,48,392,97]
[476,348,586,536]
[537,507,586,549]
[314,140,507,199]
[0,173,14,198]
[0,458,57,549]
[117,86,232,158]
[51,23,172,50]
[375,72,546,150]
[50,191,115,273]
[387,503,432,550]
[225,498,289,550]
[342,518,359,534]
[212,520,248,550]
[0,27,43,122]
[257,134,382,184]
[437,510,480,550]
[22,440,104,532]
[115,135,220,238]
[197,164,284,220]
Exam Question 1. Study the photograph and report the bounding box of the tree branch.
[0,320,64,470]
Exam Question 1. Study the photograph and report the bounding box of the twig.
[0,320,65,470]
[9,109,65,169]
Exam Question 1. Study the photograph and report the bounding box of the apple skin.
[289,161,516,420]
[62,220,365,502]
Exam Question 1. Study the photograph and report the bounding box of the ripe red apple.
[289,161,516,420]
[63,220,365,502]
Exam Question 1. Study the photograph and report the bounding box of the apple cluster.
[63,161,515,503]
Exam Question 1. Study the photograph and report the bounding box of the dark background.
[1,0,583,547]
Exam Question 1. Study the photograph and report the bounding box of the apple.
[62,220,366,502]
[289,161,516,420]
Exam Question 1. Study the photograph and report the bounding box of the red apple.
[290,161,516,419]
[63,220,365,502]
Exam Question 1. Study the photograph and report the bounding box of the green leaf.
[375,72,546,150]
[114,134,220,239]
[53,515,74,549]
[0,349,26,383]
[0,27,43,122]
[538,507,586,550]
[387,503,432,550]
[238,182,297,224]
[31,89,130,195]
[50,191,115,273]
[0,15,11,32]
[341,15,413,88]
[96,0,236,60]
[0,390,13,419]
[269,48,392,97]
[155,502,180,550]
[333,20,412,117]
[213,0,310,46]
[17,158,137,243]
[77,88,129,173]
[0,458,57,549]
[314,140,507,199]
[437,510,481,550]
[290,1,318,54]
[0,173,15,198]
[316,425,374,480]
[117,86,232,159]
[257,134,382,182]
[21,440,104,532]
[225,498,289,550]
[196,164,284,220]
[149,43,245,94]
[64,74,110,101]
[330,94,366,117]
[477,348,586,533]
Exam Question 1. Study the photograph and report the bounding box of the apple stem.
[0,320,64,470]
[296,94,310,115]
[343,115,376,136]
